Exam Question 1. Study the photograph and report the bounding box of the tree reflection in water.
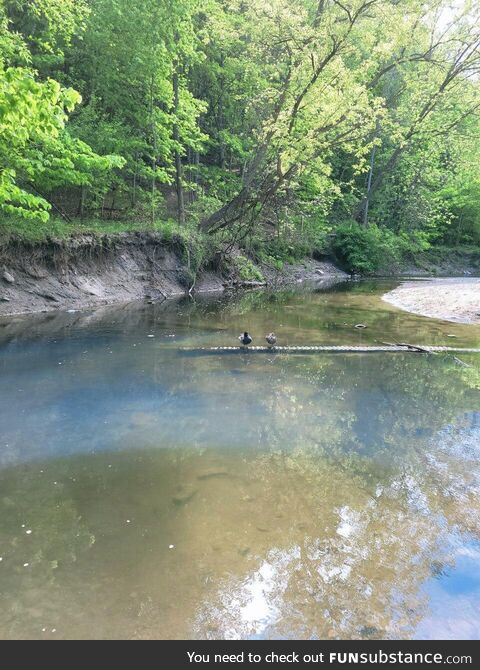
[0,285,479,639]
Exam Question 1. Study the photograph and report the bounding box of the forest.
[1,0,480,274]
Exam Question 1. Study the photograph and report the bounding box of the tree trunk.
[354,144,403,222]
[218,54,226,169]
[132,154,138,208]
[194,150,200,201]
[150,75,157,227]
[360,144,376,227]
[173,67,185,225]
[78,185,86,219]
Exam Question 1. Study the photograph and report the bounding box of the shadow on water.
[0,280,480,639]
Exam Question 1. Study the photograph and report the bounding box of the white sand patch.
[383,278,480,324]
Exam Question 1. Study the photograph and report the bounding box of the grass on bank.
[1,215,478,277]
[0,215,188,244]
[0,214,213,285]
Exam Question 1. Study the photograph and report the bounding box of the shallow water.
[1,280,480,640]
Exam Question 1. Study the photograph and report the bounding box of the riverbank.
[383,278,480,324]
[377,246,480,278]
[0,232,346,316]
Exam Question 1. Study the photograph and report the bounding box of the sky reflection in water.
[0,280,480,639]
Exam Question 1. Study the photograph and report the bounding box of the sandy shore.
[383,278,480,324]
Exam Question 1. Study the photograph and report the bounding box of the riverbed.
[1,280,480,639]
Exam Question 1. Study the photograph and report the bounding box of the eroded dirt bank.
[0,232,346,316]
[383,278,480,324]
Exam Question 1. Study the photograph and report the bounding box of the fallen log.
[178,345,480,356]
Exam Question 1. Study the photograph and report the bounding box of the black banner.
[1,640,479,668]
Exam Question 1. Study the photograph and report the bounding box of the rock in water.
[172,485,198,505]
[2,271,14,284]
[197,468,229,480]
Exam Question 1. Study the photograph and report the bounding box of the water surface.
[1,280,480,639]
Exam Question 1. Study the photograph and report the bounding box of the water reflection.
[0,282,479,639]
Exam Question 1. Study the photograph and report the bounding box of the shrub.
[234,254,265,282]
[331,222,402,274]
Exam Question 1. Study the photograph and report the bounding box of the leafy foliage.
[332,223,401,274]
[1,0,480,266]
[233,255,265,282]
[0,0,123,221]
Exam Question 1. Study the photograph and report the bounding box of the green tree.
[0,0,124,222]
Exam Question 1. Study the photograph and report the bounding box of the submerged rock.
[256,526,270,533]
[359,625,380,638]
[197,468,229,480]
[172,485,198,506]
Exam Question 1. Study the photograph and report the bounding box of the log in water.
[179,344,480,355]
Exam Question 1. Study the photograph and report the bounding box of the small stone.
[197,468,229,481]
[23,563,29,567]
[359,625,379,637]
[147,334,155,338]
[126,519,131,523]
[25,530,32,535]
[172,485,198,506]
[168,544,174,549]
[2,271,14,284]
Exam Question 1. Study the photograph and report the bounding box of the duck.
[239,331,253,348]
[265,332,277,348]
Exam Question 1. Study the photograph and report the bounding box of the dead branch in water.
[453,356,473,368]
[381,341,437,354]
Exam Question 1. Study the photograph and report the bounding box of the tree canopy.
[1,0,480,265]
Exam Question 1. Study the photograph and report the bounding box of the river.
[0,280,480,639]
